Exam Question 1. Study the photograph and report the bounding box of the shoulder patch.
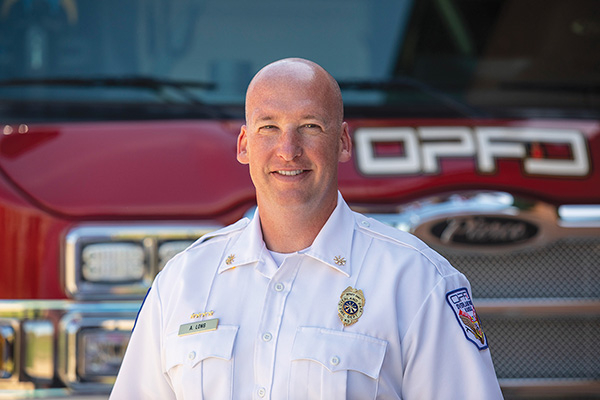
[446,287,488,350]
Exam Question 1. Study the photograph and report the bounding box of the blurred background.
[1,0,599,398]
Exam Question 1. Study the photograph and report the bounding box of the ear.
[338,122,352,163]
[237,125,249,164]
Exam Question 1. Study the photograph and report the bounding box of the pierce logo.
[431,216,538,246]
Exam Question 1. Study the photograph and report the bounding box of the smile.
[276,170,304,176]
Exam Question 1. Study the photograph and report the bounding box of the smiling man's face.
[237,59,351,214]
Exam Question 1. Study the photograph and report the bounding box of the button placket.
[254,256,302,400]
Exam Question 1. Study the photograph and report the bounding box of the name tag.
[178,318,219,336]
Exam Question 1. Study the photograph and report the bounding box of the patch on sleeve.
[446,287,488,350]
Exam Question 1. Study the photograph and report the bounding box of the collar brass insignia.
[334,255,346,266]
[338,286,365,327]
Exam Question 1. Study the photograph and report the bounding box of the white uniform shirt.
[111,193,503,399]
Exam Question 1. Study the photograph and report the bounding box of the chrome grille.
[483,315,600,380]
[380,192,600,395]
[434,236,600,299]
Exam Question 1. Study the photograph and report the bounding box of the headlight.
[78,328,130,377]
[64,224,220,300]
[59,311,137,390]
[82,243,146,282]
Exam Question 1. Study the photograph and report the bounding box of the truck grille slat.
[437,237,600,299]
[484,316,600,380]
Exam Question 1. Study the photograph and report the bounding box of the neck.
[258,195,337,253]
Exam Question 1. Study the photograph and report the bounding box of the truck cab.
[1,0,599,398]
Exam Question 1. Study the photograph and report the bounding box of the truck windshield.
[0,0,598,120]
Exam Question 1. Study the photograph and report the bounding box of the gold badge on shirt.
[338,286,365,327]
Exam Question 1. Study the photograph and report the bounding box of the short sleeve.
[110,279,176,400]
[401,273,504,400]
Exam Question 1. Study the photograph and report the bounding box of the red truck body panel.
[1,118,598,300]
[1,119,598,218]
[342,119,600,206]
[0,121,255,219]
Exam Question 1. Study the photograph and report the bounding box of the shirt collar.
[301,192,354,276]
[218,207,265,274]
[219,192,355,277]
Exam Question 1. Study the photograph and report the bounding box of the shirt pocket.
[289,327,387,400]
[164,325,239,400]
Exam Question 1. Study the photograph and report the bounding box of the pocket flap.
[165,324,239,370]
[291,327,387,379]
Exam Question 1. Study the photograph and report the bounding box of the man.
[111,58,503,399]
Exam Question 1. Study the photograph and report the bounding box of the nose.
[277,127,302,161]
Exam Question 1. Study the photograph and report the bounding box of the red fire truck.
[1,0,599,398]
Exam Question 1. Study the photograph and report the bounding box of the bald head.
[237,58,352,251]
[245,58,344,126]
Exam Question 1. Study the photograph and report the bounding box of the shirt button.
[188,351,196,361]
[330,356,340,366]
[274,282,284,292]
[262,332,273,342]
[361,220,370,227]
[257,387,266,397]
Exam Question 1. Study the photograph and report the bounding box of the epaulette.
[186,218,250,251]
[354,213,426,249]
[354,212,457,276]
